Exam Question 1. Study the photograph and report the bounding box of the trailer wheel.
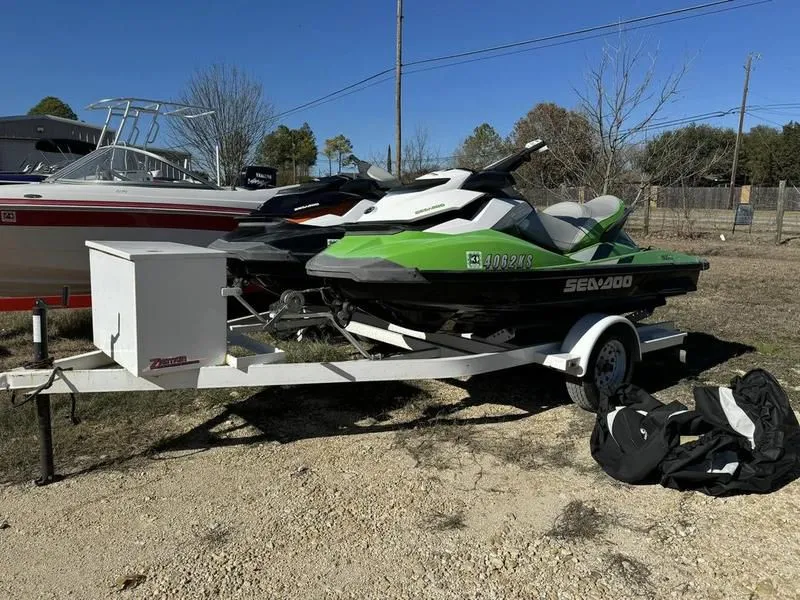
[565,326,635,412]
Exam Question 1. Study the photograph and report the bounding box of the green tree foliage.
[256,123,317,184]
[454,123,507,170]
[640,124,735,186]
[742,125,782,185]
[776,122,800,183]
[27,96,77,120]
[509,103,595,188]
[323,134,353,174]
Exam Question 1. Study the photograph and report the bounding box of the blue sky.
[1,0,796,167]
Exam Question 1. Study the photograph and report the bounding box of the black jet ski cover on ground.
[590,369,800,496]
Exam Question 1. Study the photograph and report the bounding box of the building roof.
[0,114,106,131]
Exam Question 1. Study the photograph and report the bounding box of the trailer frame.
[1,303,686,485]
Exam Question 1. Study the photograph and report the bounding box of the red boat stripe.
[0,295,92,312]
[1,209,238,230]
[0,197,252,214]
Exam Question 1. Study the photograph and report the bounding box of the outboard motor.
[237,165,278,189]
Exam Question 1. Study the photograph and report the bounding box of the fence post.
[776,180,786,245]
[643,185,655,236]
[578,186,585,204]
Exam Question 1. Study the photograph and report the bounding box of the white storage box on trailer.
[86,241,227,377]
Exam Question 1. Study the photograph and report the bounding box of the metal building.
[0,114,191,173]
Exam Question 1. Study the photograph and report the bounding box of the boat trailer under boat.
[0,241,692,485]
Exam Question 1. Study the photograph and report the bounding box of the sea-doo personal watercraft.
[211,142,545,295]
[304,149,709,337]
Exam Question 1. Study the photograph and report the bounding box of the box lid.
[86,240,227,262]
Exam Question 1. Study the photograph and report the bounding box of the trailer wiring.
[10,366,80,426]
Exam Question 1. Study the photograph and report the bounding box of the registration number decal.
[1,211,16,223]
[563,275,633,293]
[484,253,533,270]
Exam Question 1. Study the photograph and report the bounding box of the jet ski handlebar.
[481,139,548,174]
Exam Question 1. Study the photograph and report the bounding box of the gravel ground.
[0,375,798,599]
[1,236,799,599]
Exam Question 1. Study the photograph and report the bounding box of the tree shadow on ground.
[153,365,571,455]
[153,331,749,456]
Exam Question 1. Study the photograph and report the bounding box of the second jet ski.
[211,141,549,295]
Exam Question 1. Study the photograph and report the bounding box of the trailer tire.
[565,325,636,412]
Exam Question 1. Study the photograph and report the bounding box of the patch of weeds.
[395,423,478,470]
[754,340,784,357]
[606,552,653,590]
[282,340,354,363]
[422,510,466,532]
[547,500,609,541]
[485,435,541,470]
[196,524,231,548]
[50,309,93,340]
[395,419,591,474]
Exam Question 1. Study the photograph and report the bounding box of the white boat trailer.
[0,242,688,484]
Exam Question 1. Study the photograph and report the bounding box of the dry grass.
[422,510,467,532]
[547,500,610,541]
[644,236,800,360]
[605,552,654,590]
[0,236,798,482]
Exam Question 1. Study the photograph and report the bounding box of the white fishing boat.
[0,99,282,302]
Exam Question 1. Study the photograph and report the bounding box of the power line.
[405,0,747,67]
[402,0,770,78]
[746,111,784,127]
[276,75,394,121]
[272,68,393,121]
[264,0,768,124]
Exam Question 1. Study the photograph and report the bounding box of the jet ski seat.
[492,195,627,255]
[537,195,626,253]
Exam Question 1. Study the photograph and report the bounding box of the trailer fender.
[560,314,641,378]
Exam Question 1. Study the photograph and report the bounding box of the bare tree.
[402,126,441,181]
[170,64,275,186]
[575,35,690,200]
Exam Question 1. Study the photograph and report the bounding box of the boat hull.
[0,183,274,299]
[0,224,234,297]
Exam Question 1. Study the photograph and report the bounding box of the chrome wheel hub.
[594,339,627,395]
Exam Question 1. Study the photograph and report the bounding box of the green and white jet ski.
[306,160,709,335]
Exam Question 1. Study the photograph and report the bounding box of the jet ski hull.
[209,220,348,293]
[312,259,705,333]
[306,230,709,334]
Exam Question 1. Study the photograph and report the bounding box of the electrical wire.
[402,0,769,78]
[259,0,768,124]
[272,68,394,121]
[406,0,750,67]
[746,111,785,127]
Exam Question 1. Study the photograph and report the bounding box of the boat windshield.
[45,145,218,189]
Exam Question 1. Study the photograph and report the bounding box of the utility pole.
[395,0,403,179]
[728,53,757,209]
